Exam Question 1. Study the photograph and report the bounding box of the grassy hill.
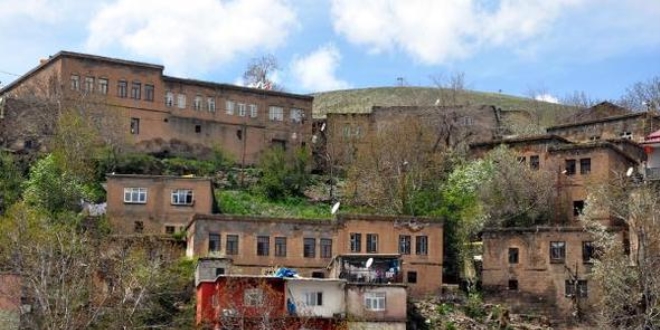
[312,86,577,127]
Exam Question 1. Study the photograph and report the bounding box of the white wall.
[285,279,345,318]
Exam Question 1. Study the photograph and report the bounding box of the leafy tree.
[257,146,311,200]
[0,151,23,214]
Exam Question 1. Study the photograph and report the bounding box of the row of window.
[349,233,429,255]
[507,241,598,265]
[71,75,155,101]
[123,188,194,205]
[517,155,540,170]
[226,288,387,311]
[565,158,591,175]
[209,234,333,258]
[506,278,588,298]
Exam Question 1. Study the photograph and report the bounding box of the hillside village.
[0,51,660,329]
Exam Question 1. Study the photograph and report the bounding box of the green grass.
[312,86,575,127]
[217,190,334,219]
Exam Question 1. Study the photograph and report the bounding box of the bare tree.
[619,76,660,112]
[243,54,284,91]
[582,172,660,329]
[430,71,469,107]
[561,90,599,109]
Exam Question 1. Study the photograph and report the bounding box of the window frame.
[98,78,109,95]
[290,108,303,123]
[165,92,174,107]
[238,103,246,116]
[123,187,147,204]
[130,82,141,100]
[84,76,94,93]
[207,97,216,112]
[304,292,323,306]
[549,241,566,263]
[226,100,235,115]
[364,292,386,311]
[177,94,186,109]
[144,84,154,101]
[275,237,287,257]
[117,80,128,98]
[508,247,519,264]
[171,189,194,205]
[209,233,221,253]
[415,235,429,256]
[226,235,239,255]
[366,233,379,253]
[130,117,140,135]
[580,158,591,175]
[303,237,316,258]
[70,74,80,90]
[194,95,203,111]
[256,236,270,256]
[350,233,362,253]
[320,238,332,258]
[565,159,576,175]
[249,104,258,117]
[268,106,284,121]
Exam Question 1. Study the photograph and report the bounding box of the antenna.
[320,122,326,132]
[434,99,440,106]
[331,201,340,215]
[626,167,634,177]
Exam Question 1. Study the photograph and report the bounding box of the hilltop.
[312,86,577,127]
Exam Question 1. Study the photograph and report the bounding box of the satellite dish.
[626,167,634,177]
[434,99,440,106]
[320,123,326,132]
[331,202,340,215]
[365,258,373,268]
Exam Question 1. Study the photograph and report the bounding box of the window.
[508,279,519,290]
[144,84,154,101]
[304,292,323,306]
[272,139,286,150]
[350,233,362,252]
[291,108,303,123]
[208,97,216,112]
[530,155,540,170]
[85,77,94,92]
[364,292,386,311]
[509,247,519,264]
[550,241,566,263]
[215,268,225,276]
[130,82,141,99]
[416,235,428,255]
[165,92,174,107]
[171,189,193,205]
[134,221,144,233]
[565,280,588,297]
[304,238,316,258]
[209,233,220,253]
[98,78,108,95]
[257,236,270,256]
[117,80,127,98]
[177,94,186,109]
[269,106,284,121]
[130,118,140,135]
[194,96,202,110]
[311,272,325,278]
[582,241,598,264]
[275,237,287,257]
[165,226,175,235]
[573,200,585,217]
[226,100,235,115]
[238,103,246,116]
[226,235,239,255]
[249,104,258,117]
[195,125,201,133]
[123,188,147,203]
[620,132,633,140]
[399,235,411,254]
[70,75,80,90]
[407,271,417,283]
[244,288,264,306]
[580,158,591,174]
[320,238,332,258]
[565,159,576,175]
[366,234,379,253]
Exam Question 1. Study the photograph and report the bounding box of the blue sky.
[0,0,659,103]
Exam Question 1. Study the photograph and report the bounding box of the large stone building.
[186,213,443,296]
[0,51,313,164]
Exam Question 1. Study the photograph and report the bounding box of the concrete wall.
[345,284,407,322]
[285,279,346,318]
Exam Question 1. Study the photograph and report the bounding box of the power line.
[0,69,20,77]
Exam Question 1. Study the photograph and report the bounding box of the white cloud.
[290,45,350,93]
[535,93,559,104]
[330,0,660,65]
[85,0,298,75]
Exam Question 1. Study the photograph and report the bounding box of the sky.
[0,0,659,103]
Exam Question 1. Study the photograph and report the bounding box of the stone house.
[186,213,443,296]
[105,174,215,234]
[0,51,313,164]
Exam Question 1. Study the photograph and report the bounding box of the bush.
[257,146,311,201]
[463,292,486,320]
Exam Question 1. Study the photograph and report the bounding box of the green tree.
[0,151,23,214]
[22,154,87,215]
[257,146,311,200]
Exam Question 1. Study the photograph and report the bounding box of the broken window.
[208,233,220,253]
[508,279,518,290]
[565,159,576,175]
[573,200,585,217]
[530,155,540,170]
[582,241,600,264]
[399,235,411,255]
[508,247,519,264]
[550,241,566,263]
[565,280,588,297]
[350,233,362,253]
[130,118,140,135]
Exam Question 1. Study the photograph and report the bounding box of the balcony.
[329,254,403,284]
